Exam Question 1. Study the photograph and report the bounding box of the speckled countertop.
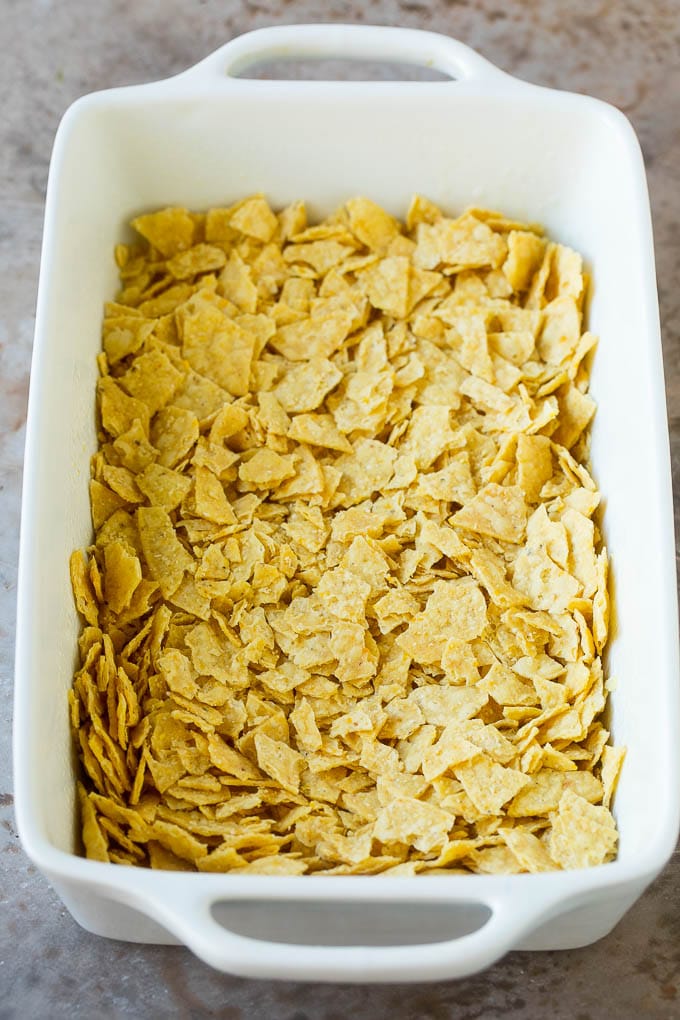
[2,1,680,1017]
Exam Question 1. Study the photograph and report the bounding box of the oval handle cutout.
[234,58,453,82]
[211,899,492,947]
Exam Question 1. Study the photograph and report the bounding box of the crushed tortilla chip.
[71,195,619,876]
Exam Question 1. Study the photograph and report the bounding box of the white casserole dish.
[14,24,680,984]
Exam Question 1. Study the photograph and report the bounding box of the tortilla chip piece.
[118,349,185,415]
[335,440,398,505]
[408,686,487,727]
[421,725,481,781]
[111,420,157,474]
[600,745,626,809]
[167,243,226,280]
[204,205,239,243]
[98,377,151,439]
[441,638,479,684]
[398,579,487,662]
[503,230,547,291]
[137,506,193,597]
[561,507,597,597]
[467,548,525,611]
[218,250,259,313]
[283,239,355,275]
[448,311,494,382]
[331,623,379,683]
[549,789,617,868]
[242,857,309,875]
[414,215,507,271]
[101,465,143,505]
[136,283,195,318]
[290,697,323,752]
[418,519,469,561]
[500,827,556,872]
[238,448,297,488]
[460,376,515,415]
[148,841,193,871]
[346,197,401,251]
[408,266,443,313]
[95,510,142,560]
[551,383,596,450]
[78,785,109,861]
[489,329,536,366]
[373,796,453,853]
[131,207,195,257]
[254,732,304,794]
[451,484,528,544]
[172,369,230,423]
[508,768,602,817]
[516,434,553,504]
[547,243,584,301]
[149,819,208,863]
[592,549,609,652]
[150,406,199,468]
[156,648,198,699]
[401,406,462,469]
[271,306,356,361]
[538,296,582,366]
[181,297,256,396]
[512,547,581,614]
[288,413,352,452]
[273,446,325,500]
[136,463,191,511]
[70,551,100,626]
[455,756,530,817]
[374,589,420,635]
[359,256,410,319]
[253,393,289,438]
[274,357,342,413]
[194,466,236,524]
[208,734,262,781]
[479,662,538,707]
[103,541,142,614]
[230,195,278,242]
[103,317,154,365]
[406,193,442,230]
[90,480,130,531]
[416,455,475,504]
[317,566,371,622]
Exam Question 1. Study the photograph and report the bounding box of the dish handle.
[176,24,514,86]
[127,880,570,982]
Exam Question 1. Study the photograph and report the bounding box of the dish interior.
[25,84,671,864]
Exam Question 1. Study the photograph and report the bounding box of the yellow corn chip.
[500,827,555,872]
[455,756,530,816]
[181,297,256,396]
[503,231,547,291]
[136,463,191,511]
[131,207,195,257]
[230,195,279,242]
[254,732,304,794]
[549,788,617,868]
[274,357,342,413]
[119,349,185,414]
[373,796,453,853]
[137,506,193,597]
[238,449,297,488]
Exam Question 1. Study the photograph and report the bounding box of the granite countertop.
[2,1,680,1016]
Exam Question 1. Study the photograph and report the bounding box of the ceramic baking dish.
[14,24,680,983]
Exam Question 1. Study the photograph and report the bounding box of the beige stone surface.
[2,1,680,1015]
